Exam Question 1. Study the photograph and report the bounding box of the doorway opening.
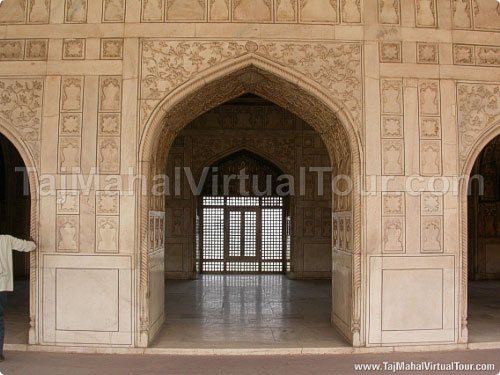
[0,133,31,345]
[151,94,348,348]
[467,133,500,343]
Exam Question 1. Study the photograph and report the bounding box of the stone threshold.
[4,342,500,356]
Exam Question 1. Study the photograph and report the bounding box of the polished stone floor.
[468,280,500,343]
[152,275,348,348]
[4,277,500,347]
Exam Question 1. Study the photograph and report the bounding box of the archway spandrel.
[140,39,363,131]
[457,82,500,172]
[0,78,44,170]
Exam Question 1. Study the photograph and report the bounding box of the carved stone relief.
[454,44,500,67]
[476,46,500,67]
[56,190,80,215]
[63,39,85,60]
[98,138,120,174]
[58,76,83,173]
[233,0,271,21]
[103,0,125,22]
[96,216,119,252]
[379,42,401,63]
[276,0,296,22]
[101,39,124,60]
[99,114,121,137]
[0,0,26,24]
[209,0,229,20]
[382,139,404,175]
[452,0,472,28]
[419,80,440,116]
[457,83,500,167]
[28,0,50,23]
[56,215,79,251]
[380,79,403,115]
[0,78,43,167]
[96,191,120,215]
[417,43,439,64]
[99,76,122,112]
[378,0,399,24]
[60,113,82,136]
[141,40,363,129]
[421,216,443,252]
[420,140,442,175]
[58,137,81,172]
[454,44,475,65]
[421,192,443,216]
[381,116,404,138]
[382,192,405,253]
[382,217,405,252]
[0,39,48,61]
[166,0,206,20]
[472,0,500,31]
[142,0,164,21]
[415,0,437,27]
[61,76,84,112]
[25,39,48,60]
[419,117,441,139]
[341,0,361,23]
[65,0,87,23]
[0,40,25,61]
[97,76,122,175]
[382,192,405,216]
[300,0,337,23]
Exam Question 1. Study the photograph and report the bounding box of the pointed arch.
[137,54,364,347]
[0,119,40,345]
[459,121,500,343]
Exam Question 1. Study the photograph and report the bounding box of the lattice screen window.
[200,196,285,273]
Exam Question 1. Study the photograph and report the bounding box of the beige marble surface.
[0,0,499,350]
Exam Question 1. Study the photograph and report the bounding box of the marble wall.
[164,103,332,280]
[0,0,499,348]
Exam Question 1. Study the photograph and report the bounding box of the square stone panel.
[56,268,119,332]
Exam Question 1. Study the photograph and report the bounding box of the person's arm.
[9,235,36,252]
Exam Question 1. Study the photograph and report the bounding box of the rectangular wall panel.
[42,254,132,346]
[368,255,455,345]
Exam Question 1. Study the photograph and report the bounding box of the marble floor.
[4,277,500,347]
[468,280,500,343]
[152,274,348,349]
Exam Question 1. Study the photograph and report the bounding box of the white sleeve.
[9,236,36,253]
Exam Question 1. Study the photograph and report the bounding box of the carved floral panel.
[457,83,500,167]
[140,39,362,129]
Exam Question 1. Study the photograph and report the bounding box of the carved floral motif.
[141,40,362,128]
[457,83,500,166]
[0,79,43,150]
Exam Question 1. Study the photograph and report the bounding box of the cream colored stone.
[0,1,498,352]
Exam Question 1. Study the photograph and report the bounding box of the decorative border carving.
[140,39,362,130]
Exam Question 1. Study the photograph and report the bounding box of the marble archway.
[0,119,40,345]
[138,51,364,347]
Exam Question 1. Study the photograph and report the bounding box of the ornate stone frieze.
[457,82,500,167]
[140,39,363,129]
[0,78,44,166]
